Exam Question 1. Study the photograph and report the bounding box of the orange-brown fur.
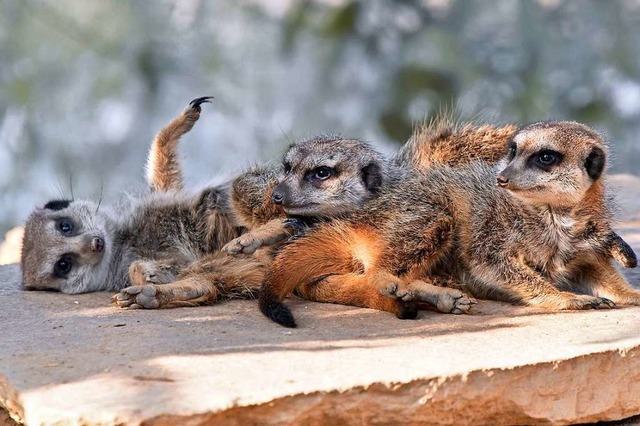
[397,120,517,168]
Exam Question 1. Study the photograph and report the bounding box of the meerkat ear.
[361,162,384,193]
[43,199,72,211]
[584,147,605,180]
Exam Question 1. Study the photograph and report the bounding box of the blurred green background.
[1,0,640,235]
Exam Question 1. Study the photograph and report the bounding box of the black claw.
[189,96,214,111]
[283,217,308,236]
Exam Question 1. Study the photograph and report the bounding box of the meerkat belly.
[125,201,208,262]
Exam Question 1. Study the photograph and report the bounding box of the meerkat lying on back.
[21,97,264,298]
[259,120,639,327]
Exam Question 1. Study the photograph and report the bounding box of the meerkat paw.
[129,260,178,286]
[378,281,414,302]
[571,295,616,310]
[535,294,617,310]
[112,285,162,309]
[112,279,216,309]
[221,233,266,255]
[408,281,476,314]
[377,281,419,319]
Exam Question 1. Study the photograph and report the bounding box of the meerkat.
[402,118,637,268]
[21,97,263,301]
[259,120,640,327]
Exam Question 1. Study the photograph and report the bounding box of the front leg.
[588,261,640,305]
[468,258,616,310]
[404,279,476,314]
[222,218,305,254]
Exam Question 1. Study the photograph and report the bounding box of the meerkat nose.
[91,236,105,253]
[496,175,510,188]
[272,191,284,205]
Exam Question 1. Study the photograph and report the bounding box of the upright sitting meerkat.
[21,97,263,299]
[259,121,639,327]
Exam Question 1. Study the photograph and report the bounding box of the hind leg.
[399,279,476,314]
[114,254,265,309]
[296,270,418,319]
[113,275,220,309]
[467,259,616,310]
[147,96,213,192]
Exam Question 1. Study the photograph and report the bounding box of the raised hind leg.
[147,96,213,192]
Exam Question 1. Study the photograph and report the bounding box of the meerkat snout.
[90,236,105,253]
[496,174,509,188]
[271,185,285,205]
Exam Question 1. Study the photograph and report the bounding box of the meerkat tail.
[146,96,213,192]
[258,223,367,327]
[259,286,297,327]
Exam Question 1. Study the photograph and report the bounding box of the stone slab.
[1,237,640,426]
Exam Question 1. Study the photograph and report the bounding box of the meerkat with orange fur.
[259,121,639,327]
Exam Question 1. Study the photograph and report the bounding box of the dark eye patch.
[44,199,72,211]
[53,254,76,279]
[528,149,563,171]
[283,162,292,174]
[57,218,75,235]
[507,141,517,161]
[304,166,336,182]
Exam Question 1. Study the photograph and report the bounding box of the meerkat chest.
[532,213,580,277]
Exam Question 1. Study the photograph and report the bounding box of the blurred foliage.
[1,0,640,235]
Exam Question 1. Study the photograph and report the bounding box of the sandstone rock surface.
[1,250,639,425]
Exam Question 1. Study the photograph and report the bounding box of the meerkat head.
[21,199,116,293]
[271,136,386,217]
[495,121,607,208]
